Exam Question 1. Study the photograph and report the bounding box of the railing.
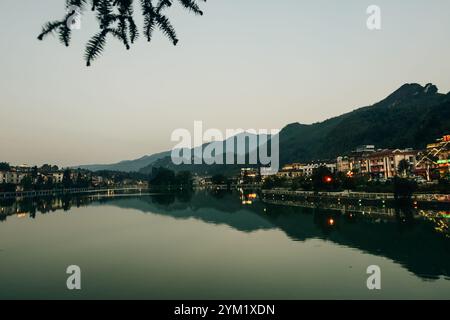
[261,189,450,203]
[0,187,145,200]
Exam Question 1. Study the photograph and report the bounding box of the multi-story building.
[366,149,418,179]
[0,171,7,184]
[52,172,64,184]
[337,145,376,175]
[302,162,336,176]
[239,168,260,184]
[277,162,336,178]
[337,144,420,179]
[0,171,26,184]
[277,163,304,178]
[416,135,450,179]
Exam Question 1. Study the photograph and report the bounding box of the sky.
[1,0,450,167]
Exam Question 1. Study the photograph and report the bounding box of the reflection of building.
[240,168,260,184]
[239,190,257,205]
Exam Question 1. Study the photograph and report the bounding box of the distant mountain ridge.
[75,151,170,172]
[76,83,450,174]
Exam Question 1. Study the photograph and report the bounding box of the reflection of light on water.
[239,191,257,205]
[439,211,450,219]
[17,213,27,218]
[419,210,450,238]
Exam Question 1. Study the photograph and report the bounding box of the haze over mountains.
[77,83,450,174]
[77,151,170,172]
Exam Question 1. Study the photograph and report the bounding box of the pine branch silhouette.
[38,0,206,66]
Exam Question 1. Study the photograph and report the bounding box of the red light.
[328,218,335,226]
[324,176,333,183]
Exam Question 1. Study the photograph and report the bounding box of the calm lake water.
[1,190,450,300]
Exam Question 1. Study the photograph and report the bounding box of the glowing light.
[328,218,335,226]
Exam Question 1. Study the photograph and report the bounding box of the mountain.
[77,83,450,175]
[278,83,450,164]
[75,151,170,172]
[139,132,266,175]
[142,83,450,175]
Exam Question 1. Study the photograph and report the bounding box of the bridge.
[0,187,145,200]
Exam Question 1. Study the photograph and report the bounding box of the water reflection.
[1,190,450,280]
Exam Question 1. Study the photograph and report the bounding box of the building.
[366,149,418,179]
[301,162,336,177]
[0,171,26,184]
[416,135,450,180]
[337,145,376,175]
[0,171,7,184]
[355,145,376,153]
[337,145,422,179]
[52,172,64,184]
[277,163,305,178]
[277,162,336,179]
[239,168,260,184]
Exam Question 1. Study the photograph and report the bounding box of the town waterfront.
[1,191,449,300]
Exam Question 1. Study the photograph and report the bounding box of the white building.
[52,172,64,183]
[0,171,26,184]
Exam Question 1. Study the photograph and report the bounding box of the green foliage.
[38,0,206,66]
[0,162,11,171]
[311,166,335,191]
[94,170,148,182]
[290,176,312,191]
[262,176,288,190]
[175,171,194,189]
[20,176,34,191]
[62,169,73,188]
[211,174,228,185]
[0,183,16,193]
[398,159,411,177]
[149,167,193,190]
[393,177,418,200]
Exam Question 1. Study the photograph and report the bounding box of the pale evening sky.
[1,0,450,167]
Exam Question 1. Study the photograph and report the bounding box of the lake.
[1,190,449,299]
